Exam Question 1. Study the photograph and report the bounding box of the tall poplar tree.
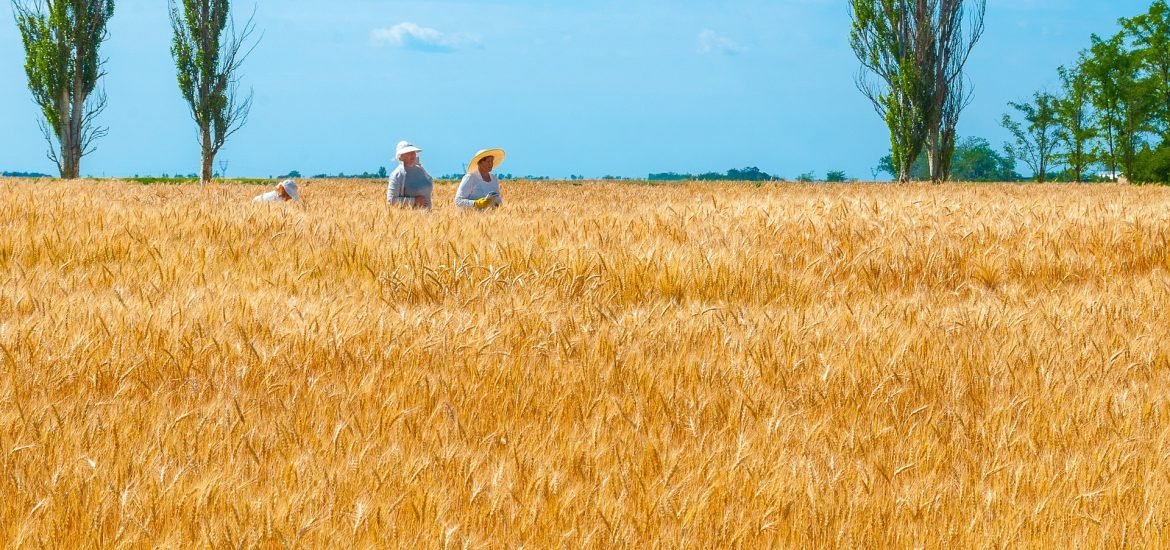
[13,0,115,179]
[1054,62,1097,182]
[170,0,258,184]
[1121,0,1170,141]
[1083,33,1155,178]
[850,0,986,183]
[1002,92,1061,182]
[850,0,928,183]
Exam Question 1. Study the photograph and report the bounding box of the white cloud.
[698,30,745,56]
[371,22,480,53]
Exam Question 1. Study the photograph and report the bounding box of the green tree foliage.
[850,0,986,183]
[1018,2,1170,183]
[1002,92,1061,182]
[877,151,928,181]
[725,167,773,181]
[13,0,115,179]
[850,0,928,183]
[1054,62,1097,182]
[1,171,53,178]
[922,1,986,183]
[1132,143,1170,183]
[950,137,1018,182]
[1079,44,1119,177]
[648,167,777,181]
[1082,33,1156,178]
[825,170,848,182]
[878,136,1016,182]
[1121,0,1170,140]
[170,0,258,184]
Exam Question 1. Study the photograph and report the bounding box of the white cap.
[278,179,300,201]
[395,140,422,161]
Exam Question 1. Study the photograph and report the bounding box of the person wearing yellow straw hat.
[455,148,506,210]
[387,140,433,209]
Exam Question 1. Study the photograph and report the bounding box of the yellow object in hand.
[474,197,492,209]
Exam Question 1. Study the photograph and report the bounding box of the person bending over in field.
[387,140,434,210]
[253,179,301,202]
[454,148,505,210]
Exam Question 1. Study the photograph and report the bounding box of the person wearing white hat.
[454,148,505,210]
[387,140,434,209]
[253,179,301,202]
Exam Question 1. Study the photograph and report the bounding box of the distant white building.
[1096,171,1128,183]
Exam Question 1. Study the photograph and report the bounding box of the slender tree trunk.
[1162,66,1170,140]
[57,88,74,178]
[199,3,213,185]
[926,137,938,182]
[1105,118,1117,177]
[1037,131,1047,183]
[926,131,951,183]
[1122,107,1138,177]
[938,127,955,181]
[201,131,215,184]
[1074,145,1083,182]
[893,136,914,183]
[69,46,86,179]
[1161,62,1170,140]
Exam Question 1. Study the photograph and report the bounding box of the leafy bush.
[1130,143,1170,184]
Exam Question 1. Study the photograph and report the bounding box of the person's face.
[401,151,419,165]
[277,185,291,201]
[477,156,494,173]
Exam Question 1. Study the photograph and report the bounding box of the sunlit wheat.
[1,179,1169,547]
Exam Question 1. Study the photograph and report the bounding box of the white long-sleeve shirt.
[253,190,286,202]
[454,172,502,209]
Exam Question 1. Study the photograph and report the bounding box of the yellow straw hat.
[467,148,506,174]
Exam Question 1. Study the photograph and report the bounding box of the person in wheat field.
[253,179,301,202]
[454,148,505,210]
[387,140,434,210]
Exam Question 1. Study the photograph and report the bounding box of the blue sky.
[0,0,1157,179]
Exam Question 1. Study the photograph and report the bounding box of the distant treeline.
[649,167,853,183]
[303,169,385,179]
[650,167,779,182]
[4,168,859,182]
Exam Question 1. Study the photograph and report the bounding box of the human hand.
[474,197,491,209]
[414,196,431,209]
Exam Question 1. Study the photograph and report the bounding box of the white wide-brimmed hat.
[278,179,301,201]
[395,141,422,160]
[467,148,506,174]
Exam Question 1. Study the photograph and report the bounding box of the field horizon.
[2,179,1169,547]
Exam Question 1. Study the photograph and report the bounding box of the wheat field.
[1,178,1169,547]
